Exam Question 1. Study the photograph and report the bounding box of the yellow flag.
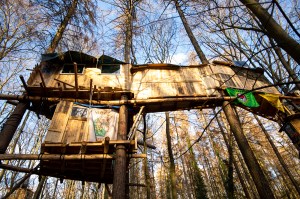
[258,93,285,112]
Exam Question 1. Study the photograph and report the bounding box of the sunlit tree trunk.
[186,134,208,199]
[143,114,151,199]
[222,101,275,198]
[254,114,300,196]
[173,0,209,64]
[214,109,252,198]
[165,112,177,199]
[46,0,79,53]
[33,176,47,199]
[180,155,193,199]
[239,0,300,65]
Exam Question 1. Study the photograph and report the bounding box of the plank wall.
[28,62,127,89]
[131,64,279,99]
[28,62,279,100]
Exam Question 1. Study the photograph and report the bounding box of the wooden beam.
[74,62,79,98]
[89,79,93,103]
[0,163,34,173]
[54,78,75,88]
[19,75,28,92]
[103,137,110,154]
[128,106,145,140]
[0,93,233,104]
[0,153,147,160]
[2,93,299,105]
[37,68,46,88]
[100,137,110,179]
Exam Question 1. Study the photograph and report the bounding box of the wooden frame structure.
[0,51,299,198]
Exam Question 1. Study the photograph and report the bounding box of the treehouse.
[22,50,298,183]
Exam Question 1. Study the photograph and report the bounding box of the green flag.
[225,88,260,108]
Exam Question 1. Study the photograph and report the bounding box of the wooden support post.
[103,137,110,154]
[89,79,93,97]
[0,102,28,154]
[37,68,46,88]
[19,76,28,92]
[112,95,128,199]
[222,100,275,199]
[74,62,79,98]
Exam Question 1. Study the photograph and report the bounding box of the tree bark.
[0,102,28,154]
[214,109,252,199]
[165,112,177,199]
[112,95,128,199]
[143,114,151,199]
[0,111,30,182]
[173,0,209,64]
[239,0,300,65]
[46,0,79,53]
[222,101,275,198]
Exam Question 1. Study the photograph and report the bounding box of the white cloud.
[170,53,187,65]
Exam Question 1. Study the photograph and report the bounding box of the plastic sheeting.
[88,108,119,141]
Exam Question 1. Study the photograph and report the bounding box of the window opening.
[100,64,120,74]
[61,64,85,74]
[71,107,87,118]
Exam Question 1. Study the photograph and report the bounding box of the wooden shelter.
[1,50,299,191]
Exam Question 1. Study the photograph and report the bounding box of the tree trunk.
[0,111,30,182]
[254,114,300,196]
[173,0,209,64]
[112,95,128,199]
[201,147,223,198]
[269,38,300,90]
[46,0,79,53]
[180,155,193,199]
[143,114,151,199]
[187,134,208,199]
[165,112,177,199]
[0,102,28,154]
[33,176,47,199]
[199,111,227,198]
[214,109,252,199]
[239,0,300,65]
[222,101,275,198]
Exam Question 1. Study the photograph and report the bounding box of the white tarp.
[88,108,119,141]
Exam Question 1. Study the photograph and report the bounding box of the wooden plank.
[76,120,88,142]
[63,119,82,143]
[45,101,73,142]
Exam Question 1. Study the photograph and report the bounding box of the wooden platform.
[26,86,133,101]
[39,139,137,183]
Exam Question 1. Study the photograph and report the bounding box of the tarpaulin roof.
[41,51,126,65]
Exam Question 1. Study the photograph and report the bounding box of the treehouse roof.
[130,60,265,75]
[41,51,126,65]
